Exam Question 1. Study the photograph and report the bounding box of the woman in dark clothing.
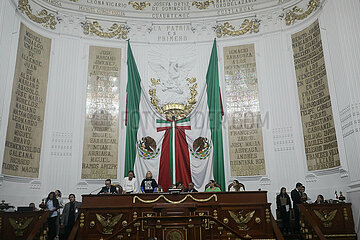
[315,194,325,204]
[45,191,60,240]
[140,171,158,193]
[276,187,292,234]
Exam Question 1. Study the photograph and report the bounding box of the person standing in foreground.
[276,187,292,234]
[291,182,303,233]
[61,194,81,239]
[45,192,60,240]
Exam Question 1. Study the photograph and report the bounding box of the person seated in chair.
[141,171,158,193]
[315,194,325,204]
[185,182,198,193]
[175,181,185,192]
[123,170,139,194]
[228,180,245,192]
[205,180,221,192]
[98,179,118,194]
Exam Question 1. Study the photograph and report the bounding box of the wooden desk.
[300,203,357,239]
[0,210,48,240]
[78,191,275,240]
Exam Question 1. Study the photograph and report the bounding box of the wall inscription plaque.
[292,20,340,171]
[81,46,121,179]
[2,23,51,178]
[224,44,266,176]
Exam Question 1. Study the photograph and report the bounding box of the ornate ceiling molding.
[82,21,129,39]
[285,0,320,25]
[18,0,59,30]
[216,19,260,38]
[128,1,151,11]
[192,0,214,10]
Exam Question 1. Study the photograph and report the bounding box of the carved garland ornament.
[216,19,260,37]
[133,194,217,204]
[83,21,128,39]
[18,0,58,30]
[285,0,321,25]
[192,0,214,10]
[128,1,151,10]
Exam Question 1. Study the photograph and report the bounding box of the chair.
[204,182,222,191]
[227,182,245,191]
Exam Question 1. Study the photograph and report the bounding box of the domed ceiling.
[16,0,322,41]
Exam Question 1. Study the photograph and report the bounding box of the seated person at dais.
[205,180,221,192]
[228,180,245,192]
[123,170,139,194]
[98,179,119,194]
[29,202,39,211]
[175,181,185,192]
[141,171,158,193]
[185,182,198,193]
[314,194,326,204]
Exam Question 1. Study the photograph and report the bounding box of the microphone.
[89,186,103,195]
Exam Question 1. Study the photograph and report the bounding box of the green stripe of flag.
[124,41,142,176]
[206,39,225,190]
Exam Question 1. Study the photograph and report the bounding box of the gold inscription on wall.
[81,46,121,179]
[292,20,340,171]
[2,23,51,178]
[224,44,266,176]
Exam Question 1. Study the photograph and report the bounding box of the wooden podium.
[77,191,276,240]
[299,203,357,239]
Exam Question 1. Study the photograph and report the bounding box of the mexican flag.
[124,40,225,191]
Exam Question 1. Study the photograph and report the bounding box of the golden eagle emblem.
[95,213,123,234]
[228,210,255,230]
[314,209,337,228]
[9,217,33,236]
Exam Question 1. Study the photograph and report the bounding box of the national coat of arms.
[148,46,198,120]
[190,137,212,159]
[137,136,160,159]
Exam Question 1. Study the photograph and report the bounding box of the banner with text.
[292,20,340,171]
[82,46,121,179]
[2,23,51,178]
[223,44,266,176]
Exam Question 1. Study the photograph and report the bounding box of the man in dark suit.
[184,182,198,193]
[291,182,303,233]
[61,194,81,239]
[98,179,118,194]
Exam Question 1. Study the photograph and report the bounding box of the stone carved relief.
[81,20,129,39]
[18,0,60,29]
